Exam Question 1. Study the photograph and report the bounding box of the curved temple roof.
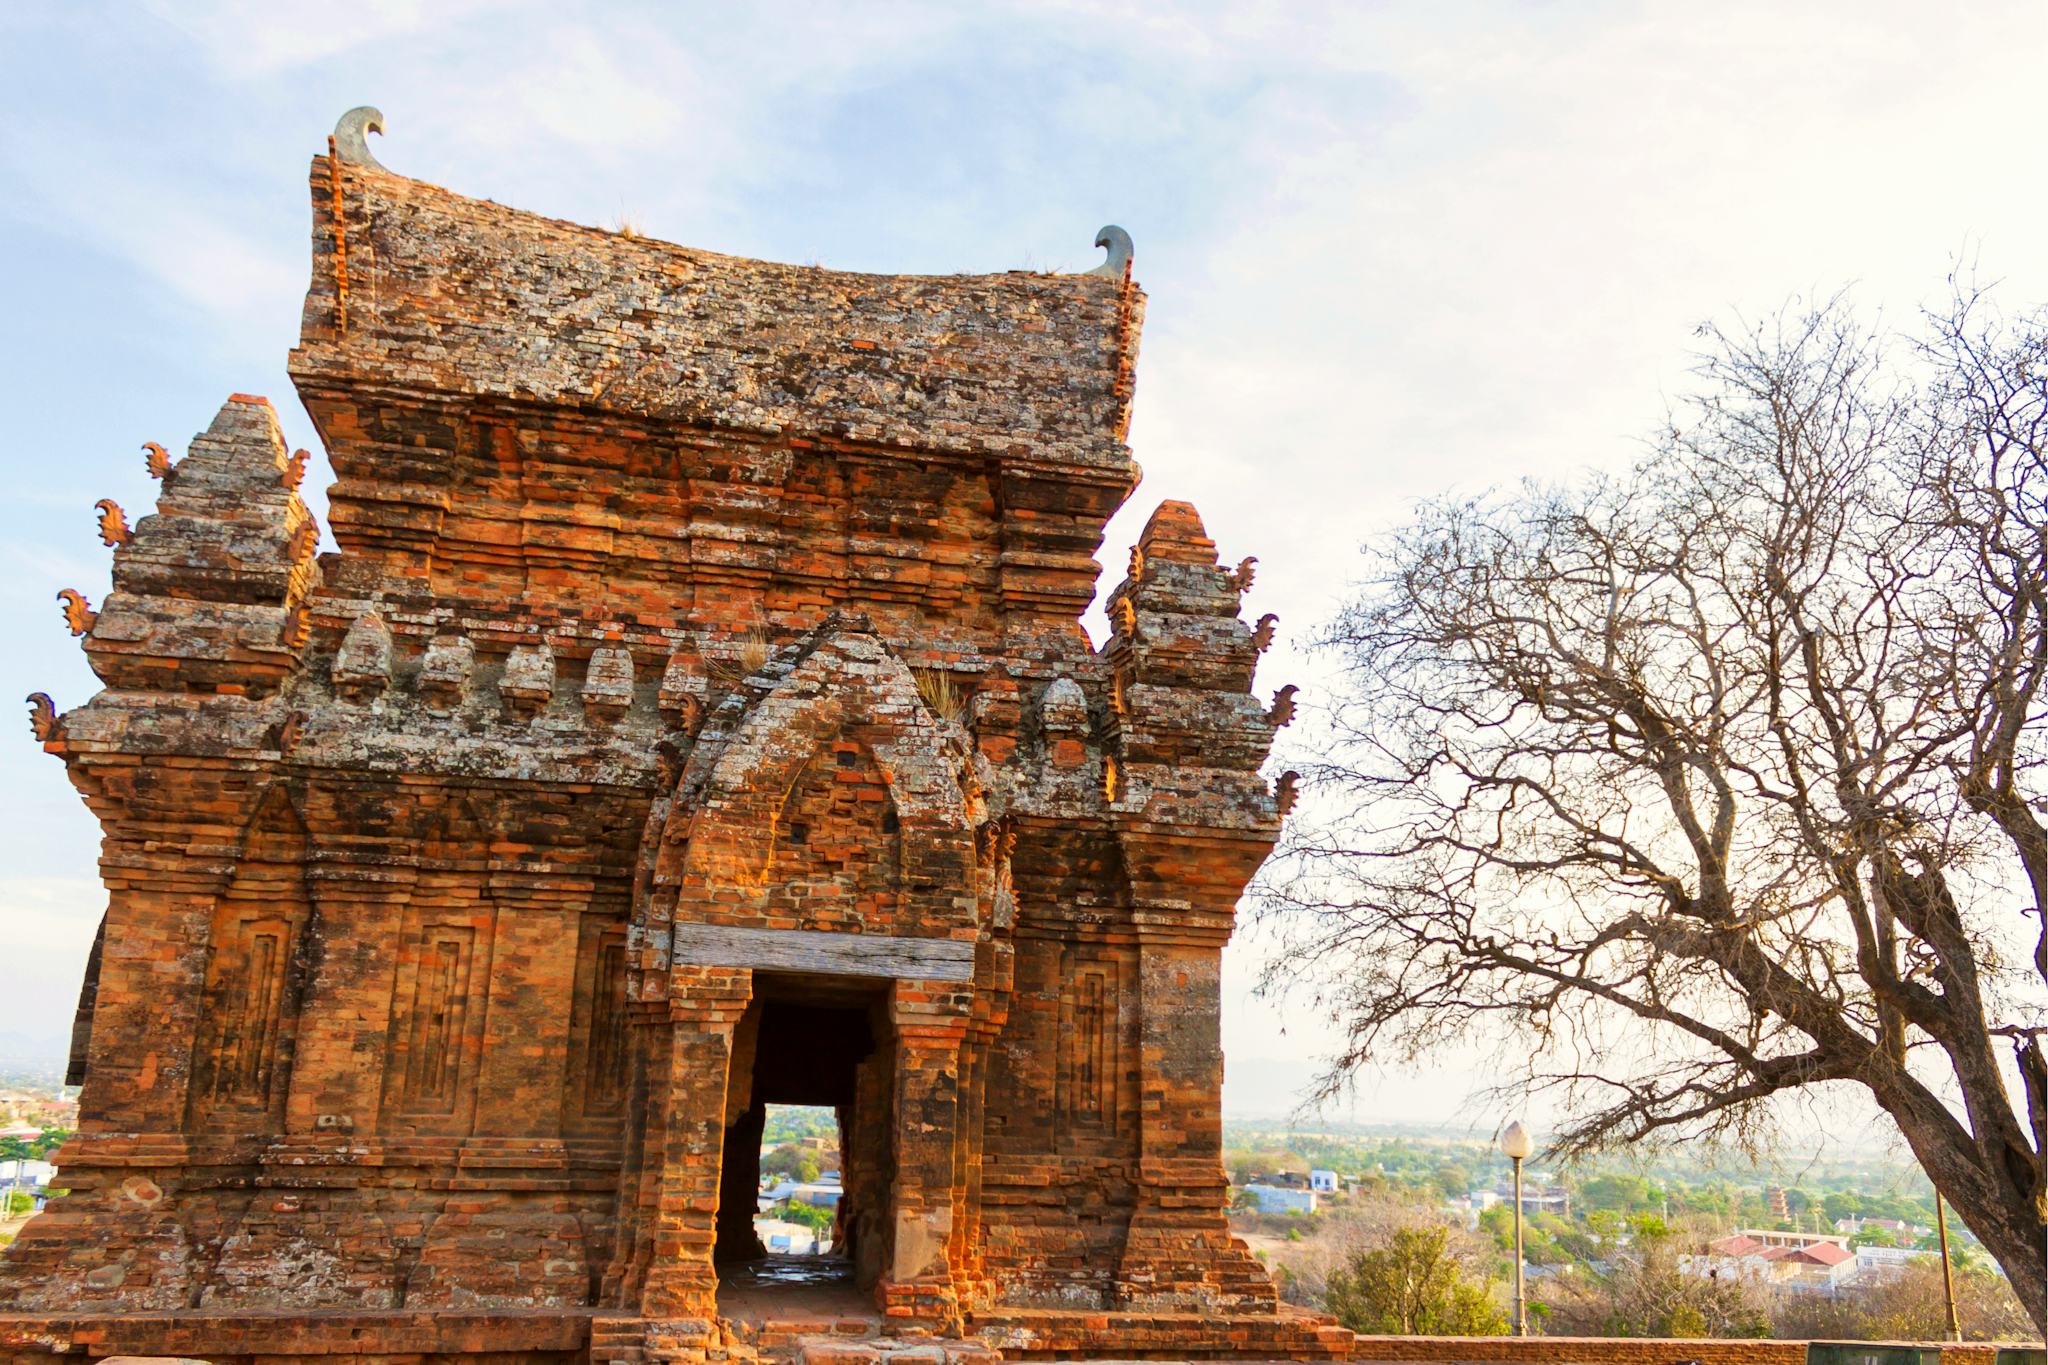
[289,157,1145,472]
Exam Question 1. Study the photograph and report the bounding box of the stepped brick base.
[0,1304,1347,1364]
[970,1306,1352,1361]
[0,1310,586,1364]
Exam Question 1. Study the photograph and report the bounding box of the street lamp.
[1500,1120,1533,1337]
[1934,1190,1961,1343]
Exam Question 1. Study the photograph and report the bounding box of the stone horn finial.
[142,441,176,481]
[1084,225,1133,279]
[333,106,387,171]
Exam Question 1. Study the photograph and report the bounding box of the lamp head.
[1500,1120,1533,1161]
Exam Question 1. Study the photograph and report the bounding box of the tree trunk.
[1882,1084,2046,1333]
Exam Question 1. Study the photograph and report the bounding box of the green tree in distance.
[760,1144,820,1183]
[777,1200,834,1235]
[1323,1225,1509,1336]
[1581,1173,1657,1213]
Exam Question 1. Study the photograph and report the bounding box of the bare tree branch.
[1260,289,2048,1330]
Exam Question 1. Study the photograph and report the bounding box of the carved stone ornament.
[500,643,556,722]
[331,611,393,703]
[56,589,95,637]
[1084,224,1133,279]
[94,500,130,549]
[582,645,634,723]
[418,633,476,713]
[332,106,387,171]
[1041,676,1089,735]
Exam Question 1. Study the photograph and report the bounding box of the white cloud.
[139,0,517,75]
[0,878,103,1039]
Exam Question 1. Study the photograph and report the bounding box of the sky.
[2,1,2046,1138]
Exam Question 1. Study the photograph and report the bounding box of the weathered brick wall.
[2,144,1318,1364]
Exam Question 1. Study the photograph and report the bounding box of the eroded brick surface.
[1,154,1326,1364]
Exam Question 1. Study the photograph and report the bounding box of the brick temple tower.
[0,109,1344,1365]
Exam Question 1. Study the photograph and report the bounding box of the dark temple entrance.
[714,978,894,1299]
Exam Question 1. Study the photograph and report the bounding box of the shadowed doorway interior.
[714,976,893,1299]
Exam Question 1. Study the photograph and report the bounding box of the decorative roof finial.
[1275,770,1302,816]
[94,500,130,549]
[1084,225,1132,279]
[25,693,57,743]
[333,107,387,171]
[56,590,96,638]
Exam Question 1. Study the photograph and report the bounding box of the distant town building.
[1834,1215,1930,1241]
[1853,1245,1935,1280]
[1494,1179,1569,1216]
[1765,1185,1791,1219]
[1683,1230,1856,1293]
[756,1179,844,1213]
[1241,1183,1318,1215]
[1309,1170,1338,1193]
[1443,1190,1501,1227]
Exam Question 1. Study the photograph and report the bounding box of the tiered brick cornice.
[4,126,1319,1365]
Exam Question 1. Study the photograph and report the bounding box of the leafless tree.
[1264,291,2048,1329]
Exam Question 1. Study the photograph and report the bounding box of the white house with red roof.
[1681,1230,1858,1292]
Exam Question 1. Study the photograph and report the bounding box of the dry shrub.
[911,667,966,723]
[708,631,771,688]
[1766,1258,2036,1343]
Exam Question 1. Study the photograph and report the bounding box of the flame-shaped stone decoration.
[1225,555,1257,593]
[56,589,96,637]
[1275,769,1301,816]
[95,499,130,548]
[1267,684,1298,728]
[25,693,56,743]
[1253,613,1278,652]
[284,448,311,490]
[142,441,176,481]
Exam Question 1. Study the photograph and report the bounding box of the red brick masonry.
[1,140,1333,1364]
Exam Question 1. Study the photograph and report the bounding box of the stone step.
[791,1338,1002,1365]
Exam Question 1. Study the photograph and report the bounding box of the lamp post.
[1934,1190,1961,1343]
[1500,1120,1533,1337]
